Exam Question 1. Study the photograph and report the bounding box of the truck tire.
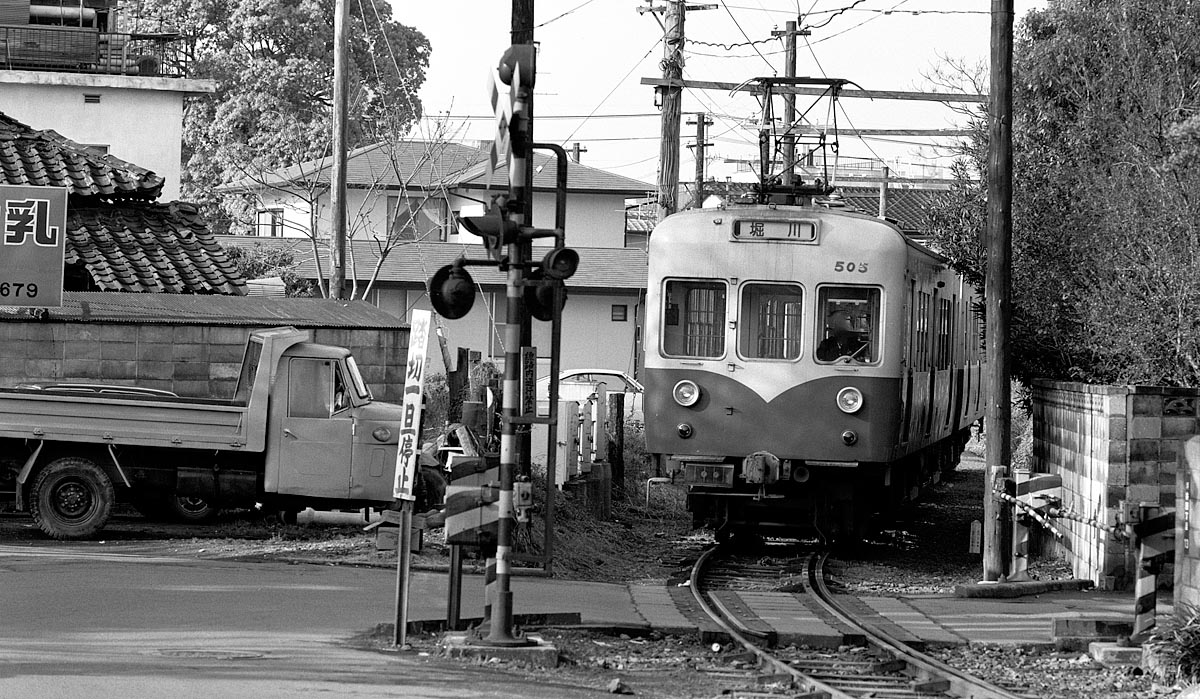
[30,457,114,540]
[167,495,217,523]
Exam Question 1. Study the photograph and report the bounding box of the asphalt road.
[0,540,627,698]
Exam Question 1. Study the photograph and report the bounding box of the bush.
[1143,604,1200,686]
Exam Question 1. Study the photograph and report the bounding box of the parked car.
[535,369,644,426]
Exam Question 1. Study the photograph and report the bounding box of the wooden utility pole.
[656,0,684,222]
[329,0,349,299]
[641,2,715,221]
[983,0,1014,582]
[570,142,587,163]
[686,112,711,208]
[772,20,808,187]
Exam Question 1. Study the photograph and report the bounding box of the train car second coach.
[644,204,985,543]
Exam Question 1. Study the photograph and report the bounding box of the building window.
[611,305,627,322]
[387,196,447,241]
[255,208,285,237]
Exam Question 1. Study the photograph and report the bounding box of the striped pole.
[1131,507,1174,644]
[1007,468,1032,582]
[1132,543,1158,643]
[482,63,532,647]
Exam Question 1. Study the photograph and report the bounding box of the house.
[0,0,216,201]
[219,141,654,378]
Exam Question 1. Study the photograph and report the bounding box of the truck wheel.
[168,495,217,523]
[30,457,114,540]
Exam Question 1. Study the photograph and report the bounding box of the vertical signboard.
[0,184,66,308]
[393,309,432,501]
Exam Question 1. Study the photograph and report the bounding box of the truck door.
[276,358,351,498]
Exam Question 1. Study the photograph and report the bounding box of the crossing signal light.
[498,45,536,90]
[428,263,476,319]
[524,269,566,322]
[540,247,579,280]
[457,205,519,257]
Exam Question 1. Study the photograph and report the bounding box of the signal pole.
[983,0,1014,582]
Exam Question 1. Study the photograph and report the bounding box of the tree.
[127,0,430,223]
[927,0,1200,386]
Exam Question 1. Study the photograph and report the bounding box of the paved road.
[0,543,627,698]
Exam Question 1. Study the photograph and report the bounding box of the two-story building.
[218,140,655,378]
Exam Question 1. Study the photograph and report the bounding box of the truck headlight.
[836,387,863,414]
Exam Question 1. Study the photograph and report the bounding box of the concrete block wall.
[1033,380,1198,591]
[0,320,409,403]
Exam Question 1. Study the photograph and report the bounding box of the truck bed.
[0,388,258,452]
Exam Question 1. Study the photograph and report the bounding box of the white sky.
[389,1,1047,185]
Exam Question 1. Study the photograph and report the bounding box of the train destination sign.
[0,184,66,308]
[732,219,817,242]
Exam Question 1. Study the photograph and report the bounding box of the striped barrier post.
[1131,506,1175,643]
[1006,470,1062,582]
[443,453,499,635]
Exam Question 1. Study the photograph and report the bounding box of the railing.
[0,25,190,78]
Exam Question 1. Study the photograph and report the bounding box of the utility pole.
[772,20,808,189]
[569,142,587,163]
[685,112,712,208]
[642,1,715,222]
[983,0,1014,582]
[329,0,349,299]
[656,0,683,222]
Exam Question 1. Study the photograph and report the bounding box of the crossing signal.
[457,204,519,259]
[428,262,476,319]
[524,269,566,322]
[540,247,579,280]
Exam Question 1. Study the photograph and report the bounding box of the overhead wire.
[557,36,663,147]
[718,0,775,73]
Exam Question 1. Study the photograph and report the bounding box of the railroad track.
[690,541,1035,699]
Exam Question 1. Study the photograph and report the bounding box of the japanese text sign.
[0,184,66,308]
[393,309,432,500]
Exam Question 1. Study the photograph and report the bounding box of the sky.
[389,1,1048,186]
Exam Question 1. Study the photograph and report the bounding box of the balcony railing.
[0,24,189,78]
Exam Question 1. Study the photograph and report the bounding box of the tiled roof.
[68,203,247,295]
[0,291,404,327]
[836,185,952,235]
[217,237,650,291]
[219,140,654,197]
[0,112,163,202]
[218,141,489,193]
[458,151,655,195]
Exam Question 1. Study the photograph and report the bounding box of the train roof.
[650,203,950,263]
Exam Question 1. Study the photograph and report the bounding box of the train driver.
[817,309,869,361]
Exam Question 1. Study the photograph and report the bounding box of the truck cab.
[265,342,403,507]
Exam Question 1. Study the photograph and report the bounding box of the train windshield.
[662,279,727,358]
[815,286,882,363]
[738,283,804,360]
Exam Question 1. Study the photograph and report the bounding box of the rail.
[0,24,189,77]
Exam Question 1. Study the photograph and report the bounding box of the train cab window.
[662,279,727,358]
[738,283,804,360]
[815,287,882,364]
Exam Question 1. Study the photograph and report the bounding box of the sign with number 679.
[0,184,66,308]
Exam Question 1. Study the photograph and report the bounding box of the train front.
[643,205,909,542]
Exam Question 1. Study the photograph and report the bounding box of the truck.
[0,327,406,539]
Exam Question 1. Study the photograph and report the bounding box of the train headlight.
[836,387,863,414]
[673,380,701,407]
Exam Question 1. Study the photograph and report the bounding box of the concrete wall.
[1033,380,1198,590]
[0,321,409,403]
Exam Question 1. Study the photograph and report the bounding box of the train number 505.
[833,261,869,273]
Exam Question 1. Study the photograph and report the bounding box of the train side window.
[662,279,726,358]
[815,286,881,364]
[738,282,803,360]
